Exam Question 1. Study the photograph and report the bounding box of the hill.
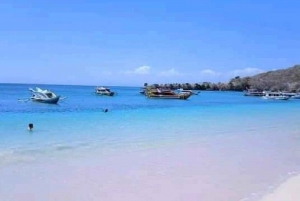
[147,65,300,92]
[230,65,300,92]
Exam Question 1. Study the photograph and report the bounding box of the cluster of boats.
[244,89,300,100]
[20,86,300,104]
[21,86,199,104]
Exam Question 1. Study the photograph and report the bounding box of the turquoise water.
[1,83,300,201]
[1,83,300,163]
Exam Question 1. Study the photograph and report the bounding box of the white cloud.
[229,68,265,77]
[126,66,151,75]
[158,68,180,76]
[200,69,221,76]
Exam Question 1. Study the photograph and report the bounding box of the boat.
[139,87,146,95]
[147,88,191,100]
[95,87,115,96]
[291,94,300,99]
[281,92,300,99]
[262,92,290,100]
[244,89,265,97]
[29,87,61,104]
[177,88,200,95]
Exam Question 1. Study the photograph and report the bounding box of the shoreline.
[259,174,300,201]
[1,135,299,201]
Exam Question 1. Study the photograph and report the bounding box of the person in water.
[28,123,34,131]
[104,109,108,113]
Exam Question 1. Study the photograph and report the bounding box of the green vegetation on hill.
[148,65,300,92]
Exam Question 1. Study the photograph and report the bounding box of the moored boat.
[139,87,146,95]
[147,88,191,100]
[177,88,200,95]
[95,87,115,96]
[29,87,61,104]
[262,92,290,100]
[281,92,300,99]
[244,89,265,97]
[291,94,300,99]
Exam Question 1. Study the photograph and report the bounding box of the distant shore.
[259,174,300,201]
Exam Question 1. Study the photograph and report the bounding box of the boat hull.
[291,94,300,99]
[244,93,264,97]
[147,94,191,100]
[178,89,200,95]
[95,92,115,96]
[31,96,60,104]
[262,96,290,100]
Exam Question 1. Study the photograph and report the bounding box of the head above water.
[28,123,33,131]
[104,109,108,113]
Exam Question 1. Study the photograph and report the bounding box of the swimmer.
[28,123,34,131]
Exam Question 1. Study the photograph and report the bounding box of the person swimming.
[28,123,34,131]
[104,109,108,113]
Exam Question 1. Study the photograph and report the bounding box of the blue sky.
[1,0,300,86]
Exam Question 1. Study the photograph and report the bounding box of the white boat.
[177,88,200,95]
[281,92,300,99]
[244,89,265,97]
[262,92,290,100]
[29,87,61,104]
[291,94,300,99]
[95,87,115,96]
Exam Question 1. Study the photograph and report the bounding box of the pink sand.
[0,130,299,201]
[259,174,300,201]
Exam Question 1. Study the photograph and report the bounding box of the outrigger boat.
[95,87,115,96]
[147,88,191,100]
[29,87,61,104]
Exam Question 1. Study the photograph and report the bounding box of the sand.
[259,174,300,201]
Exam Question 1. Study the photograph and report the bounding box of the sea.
[0,83,300,201]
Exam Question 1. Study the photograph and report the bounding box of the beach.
[0,133,299,201]
[259,174,300,201]
[1,84,300,201]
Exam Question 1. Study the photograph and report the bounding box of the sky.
[1,0,300,86]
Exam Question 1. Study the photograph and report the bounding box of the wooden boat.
[29,87,61,104]
[147,88,191,100]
